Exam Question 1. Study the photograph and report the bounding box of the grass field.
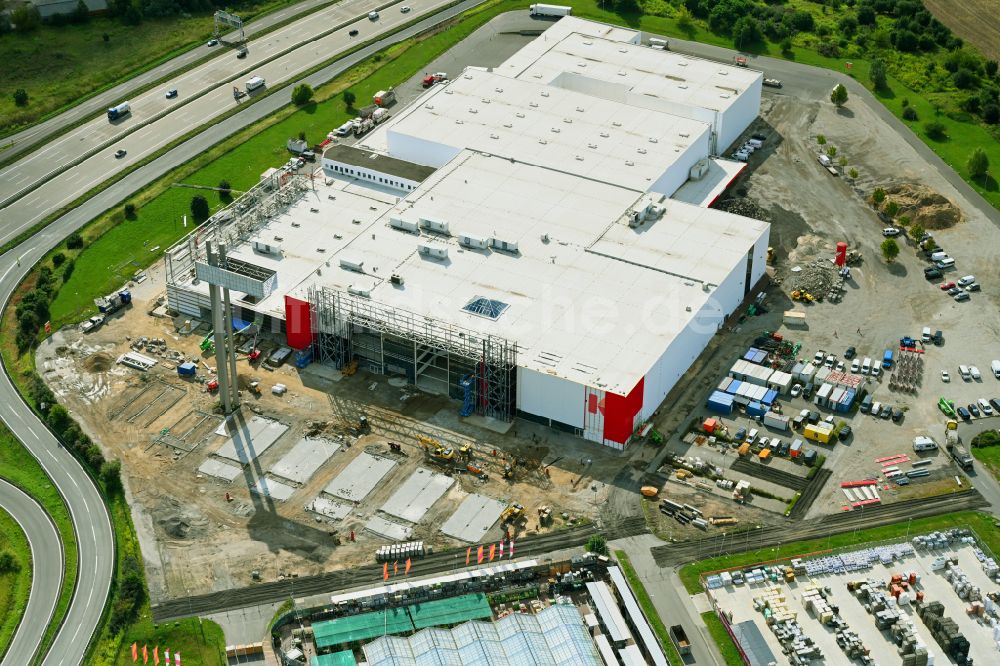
[679,511,1000,594]
[972,445,1000,482]
[109,613,226,665]
[0,0,303,135]
[700,611,745,666]
[0,505,31,658]
[0,425,77,660]
[613,551,684,666]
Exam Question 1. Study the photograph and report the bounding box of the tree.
[983,103,1000,124]
[100,459,123,495]
[11,4,40,32]
[817,134,827,145]
[952,68,977,90]
[902,106,918,121]
[910,223,925,241]
[13,88,28,107]
[52,252,66,268]
[987,60,999,78]
[857,5,876,26]
[343,89,357,110]
[103,33,110,43]
[780,36,793,54]
[968,147,989,182]
[123,202,136,219]
[924,121,947,140]
[849,167,859,179]
[0,552,19,574]
[676,6,693,32]
[47,404,72,434]
[190,194,209,222]
[586,534,608,556]
[827,146,837,158]
[838,156,848,167]
[870,59,887,90]
[830,83,848,107]
[883,200,899,218]
[872,187,886,206]
[218,180,231,196]
[291,83,314,106]
[880,238,900,263]
[66,232,84,249]
[732,16,762,49]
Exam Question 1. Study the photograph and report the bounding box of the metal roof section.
[322,143,436,182]
[585,581,630,646]
[378,467,454,524]
[608,566,671,666]
[323,451,398,503]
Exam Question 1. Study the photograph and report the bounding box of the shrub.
[13,88,28,107]
[987,60,999,77]
[343,90,357,109]
[817,41,840,58]
[849,168,859,179]
[953,68,977,90]
[983,103,1000,124]
[830,83,848,107]
[0,552,19,574]
[586,534,609,555]
[291,83,314,106]
[100,460,123,495]
[66,232,84,249]
[123,202,136,219]
[924,121,947,140]
[902,106,918,121]
[968,147,989,181]
[190,194,209,221]
[870,59,887,90]
[52,252,66,268]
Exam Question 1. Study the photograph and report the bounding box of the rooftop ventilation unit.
[347,284,372,298]
[417,242,449,260]
[389,216,419,233]
[495,87,504,93]
[390,274,404,286]
[540,91,550,96]
[689,159,709,181]
[339,257,364,272]
[458,233,489,250]
[419,217,450,234]
[252,240,282,255]
[490,237,519,254]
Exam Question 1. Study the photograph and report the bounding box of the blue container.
[177,362,197,376]
[706,391,734,415]
[118,289,132,304]
[746,401,767,417]
[726,379,742,395]
[762,389,778,406]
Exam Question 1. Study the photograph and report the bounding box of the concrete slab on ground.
[250,478,296,502]
[269,437,340,485]
[214,416,289,465]
[365,515,413,541]
[198,458,243,482]
[323,452,397,502]
[306,496,352,521]
[440,494,506,543]
[380,467,454,524]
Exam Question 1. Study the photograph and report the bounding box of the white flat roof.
[498,18,761,115]
[361,69,710,192]
[672,158,746,206]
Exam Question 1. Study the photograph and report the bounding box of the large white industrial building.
[166,16,768,449]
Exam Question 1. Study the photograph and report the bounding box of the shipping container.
[762,389,779,406]
[177,362,197,376]
[763,412,790,431]
[783,310,807,327]
[789,439,803,457]
[706,391,734,415]
[746,401,767,417]
[803,423,833,444]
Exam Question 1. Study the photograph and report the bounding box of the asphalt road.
[0,1,486,661]
[0,0,337,164]
[0,0,456,226]
[0,479,62,666]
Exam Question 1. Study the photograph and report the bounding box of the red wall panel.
[602,377,644,444]
[284,295,313,350]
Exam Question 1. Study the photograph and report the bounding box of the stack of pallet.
[917,600,970,664]
[801,585,834,624]
[890,619,929,666]
[942,562,982,602]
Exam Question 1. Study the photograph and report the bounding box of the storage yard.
[706,530,1000,665]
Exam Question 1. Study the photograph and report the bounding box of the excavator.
[790,290,815,302]
[418,435,455,465]
[499,503,525,526]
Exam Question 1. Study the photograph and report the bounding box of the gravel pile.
[789,259,842,296]
[714,197,770,222]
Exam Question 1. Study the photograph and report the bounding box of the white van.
[913,436,938,452]
[930,251,949,262]
[922,327,932,342]
[971,366,982,380]
[959,365,971,381]
[245,76,265,92]
[935,257,955,269]
[861,357,872,375]
[992,360,1000,379]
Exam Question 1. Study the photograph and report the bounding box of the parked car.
[825,354,835,368]
[839,425,852,440]
[879,404,892,419]
[813,350,825,364]
[978,399,993,416]
[746,428,759,444]
[368,10,379,19]
[940,281,956,290]
[807,411,820,424]
[731,150,749,162]
[971,366,982,380]
[851,359,861,373]
[207,38,219,47]
[883,227,901,237]
[892,409,904,423]
[401,5,411,12]
[966,283,981,292]
[969,403,981,418]
[790,384,802,398]
[947,287,961,296]
[734,427,746,442]
[924,268,942,280]
[942,370,950,382]
[958,275,976,287]
[165,88,178,99]
[990,398,1000,413]
[237,47,248,58]
[836,360,845,371]
[955,292,971,302]
[933,330,944,346]
[844,346,856,359]
[114,149,127,158]
[958,406,971,421]
[349,29,359,36]
[763,78,782,88]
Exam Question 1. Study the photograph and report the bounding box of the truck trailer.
[107,102,131,121]
[529,3,572,16]
[670,625,692,656]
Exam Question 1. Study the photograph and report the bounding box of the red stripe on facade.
[284,295,313,350]
[602,377,644,444]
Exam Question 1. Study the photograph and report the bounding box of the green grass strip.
[0,504,32,658]
[700,611,745,666]
[613,550,684,666]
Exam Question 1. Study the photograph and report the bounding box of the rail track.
[788,468,833,520]
[651,490,988,567]
[731,458,809,491]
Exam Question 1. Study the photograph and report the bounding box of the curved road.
[0,480,62,666]
[0,1,485,662]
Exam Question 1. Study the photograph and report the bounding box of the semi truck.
[107,102,131,121]
[373,89,396,107]
[670,625,692,656]
[529,4,572,17]
[246,76,266,92]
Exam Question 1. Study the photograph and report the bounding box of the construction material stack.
[917,600,971,665]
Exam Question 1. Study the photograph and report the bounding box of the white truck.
[529,4,572,17]
[107,101,131,121]
[246,76,266,92]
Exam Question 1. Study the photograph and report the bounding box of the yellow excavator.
[500,503,525,525]
[790,290,815,302]
[418,435,455,464]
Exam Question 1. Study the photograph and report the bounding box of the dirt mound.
[83,352,113,372]
[884,183,963,230]
[714,197,771,222]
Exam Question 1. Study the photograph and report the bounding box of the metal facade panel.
[516,367,585,429]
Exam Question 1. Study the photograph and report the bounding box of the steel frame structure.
[309,286,517,421]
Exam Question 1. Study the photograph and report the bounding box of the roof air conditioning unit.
[339,257,364,272]
[689,159,709,181]
[252,240,282,256]
[417,242,449,260]
[347,284,372,298]
[628,211,641,228]
[390,273,404,286]
[419,217,450,234]
[389,216,419,233]
[490,237,519,254]
[458,233,489,250]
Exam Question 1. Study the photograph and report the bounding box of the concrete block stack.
[755,586,823,665]
[890,619,930,666]
[941,562,982,602]
[917,600,971,665]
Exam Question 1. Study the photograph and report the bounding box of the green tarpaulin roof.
[409,593,493,629]
[313,608,415,648]
[310,650,357,666]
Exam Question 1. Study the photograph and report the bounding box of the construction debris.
[714,197,771,222]
[787,259,845,303]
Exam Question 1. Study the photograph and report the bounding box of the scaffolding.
[309,286,518,421]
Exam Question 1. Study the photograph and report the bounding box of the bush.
[902,106,918,121]
[838,16,858,38]
[123,202,136,219]
[972,430,1000,448]
[872,187,886,205]
[987,60,999,77]
[830,83,848,107]
[343,89,357,109]
[968,147,989,181]
[586,534,609,555]
[66,232,84,249]
[100,459,123,495]
[11,4,41,32]
[924,121,947,140]
[817,41,840,58]
[870,59,887,90]
[0,551,19,574]
[732,16,762,48]
[190,194,210,222]
[849,167,859,179]
[62,259,75,282]
[13,88,28,107]
[983,103,1000,124]
[52,252,66,268]
[953,68,978,90]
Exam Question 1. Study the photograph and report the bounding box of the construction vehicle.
[419,435,455,464]
[537,505,553,526]
[499,504,525,526]
[790,290,815,302]
[200,332,215,352]
[670,625,692,656]
[938,398,957,419]
[388,442,403,454]
[503,457,518,480]
[459,443,473,460]
[206,379,219,392]
[248,380,261,396]
[734,55,748,67]
[945,420,974,470]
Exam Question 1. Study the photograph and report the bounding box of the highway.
[0,1,486,661]
[0,480,62,666]
[0,0,455,230]
[0,0,336,165]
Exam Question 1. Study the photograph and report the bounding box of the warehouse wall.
[516,367,585,429]
[717,75,762,152]
[648,128,712,196]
